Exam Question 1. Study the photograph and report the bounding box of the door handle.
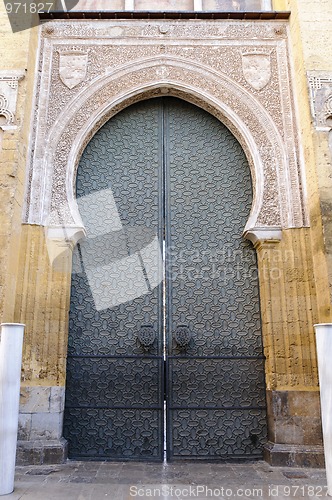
[174,326,192,350]
[138,325,156,351]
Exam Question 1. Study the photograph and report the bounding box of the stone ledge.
[16,438,68,466]
[264,442,325,468]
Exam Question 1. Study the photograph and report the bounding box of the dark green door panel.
[64,100,165,461]
[164,99,266,459]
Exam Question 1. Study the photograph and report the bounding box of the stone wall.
[265,0,332,464]
[286,0,332,311]
[0,6,38,323]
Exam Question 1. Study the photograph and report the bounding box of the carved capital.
[45,225,86,271]
[244,227,282,248]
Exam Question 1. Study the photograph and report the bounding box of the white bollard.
[0,323,25,496]
[314,323,332,497]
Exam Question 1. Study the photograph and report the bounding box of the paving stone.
[282,470,309,479]
[8,460,328,499]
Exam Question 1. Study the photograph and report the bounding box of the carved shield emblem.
[242,53,271,91]
[58,51,88,90]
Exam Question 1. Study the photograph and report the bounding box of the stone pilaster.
[255,229,325,466]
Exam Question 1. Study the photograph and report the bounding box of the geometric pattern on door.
[63,97,267,461]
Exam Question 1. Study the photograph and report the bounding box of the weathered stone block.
[50,386,65,413]
[16,438,68,466]
[16,442,43,466]
[43,439,68,465]
[264,442,325,468]
[288,390,321,417]
[20,386,51,413]
[30,412,63,440]
[274,417,304,445]
[265,390,324,466]
[18,413,32,441]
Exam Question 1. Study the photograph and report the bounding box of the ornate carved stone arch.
[24,18,308,265]
[27,54,304,258]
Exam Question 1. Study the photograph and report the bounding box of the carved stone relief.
[241,49,272,91]
[307,72,332,131]
[24,20,307,248]
[58,48,89,89]
[0,70,25,130]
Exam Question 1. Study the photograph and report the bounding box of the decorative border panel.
[0,70,25,130]
[307,71,332,131]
